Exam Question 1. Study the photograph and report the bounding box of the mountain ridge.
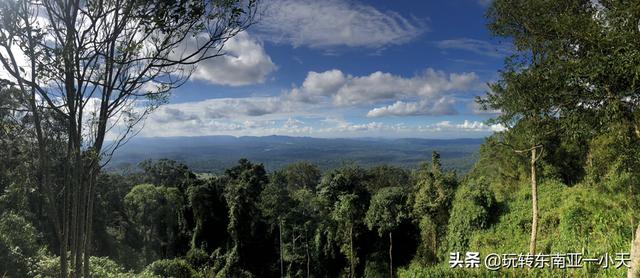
[107,135,485,173]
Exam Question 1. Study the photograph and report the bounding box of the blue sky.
[140,0,509,138]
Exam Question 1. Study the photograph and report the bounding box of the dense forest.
[106,136,484,174]
[2,0,640,277]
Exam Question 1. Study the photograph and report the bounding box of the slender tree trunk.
[350,225,354,278]
[62,156,70,278]
[529,147,538,255]
[629,224,640,278]
[280,220,284,278]
[83,170,97,277]
[389,231,393,278]
[15,12,67,276]
[305,229,310,278]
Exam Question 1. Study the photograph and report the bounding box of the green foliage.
[89,257,136,278]
[446,179,497,253]
[186,248,211,269]
[412,152,458,264]
[30,255,134,278]
[188,177,228,252]
[412,152,457,216]
[29,254,61,278]
[331,193,365,271]
[223,159,270,274]
[2,0,640,277]
[471,180,566,255]
[366,165,412,192]
[259,170,293,224]
[145,259,195,278]
[586,124,640,186]
[397,262,488,278]
[0,212,41,277]
[366,187,410,236]
[416,216,438,263]
[139,159,197,191]
[467,135,527,201]
[401,178,635,277]
[124,183,187,264]
[280,161,321,190]
[364,259,388,278]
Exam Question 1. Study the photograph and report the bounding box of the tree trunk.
[83,170,97,277]
[279,221,284,278]
[529,147,538,255]
[306,232,310,278]
[389,232,393,278]
[629,223,640,278]
[350,225,355,278]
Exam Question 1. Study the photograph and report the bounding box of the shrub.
[186,248,210,269]
[446,179,497,253]
[29,255,134,278]
[145,258,195,278]
[0,212,41,277]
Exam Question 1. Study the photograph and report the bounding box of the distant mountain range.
[106,135,485,174]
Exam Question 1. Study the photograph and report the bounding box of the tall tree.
[484,0,640,261]
[317,164,370,277]
[123,183,186,264]
[332,193,364,278]
[0,1,259,276]
[224,159,269,275]
[187,177,229,253]
[259,170,293,278]
[365,187,410,278]
[412,151,457,262]
[281,161,321,191]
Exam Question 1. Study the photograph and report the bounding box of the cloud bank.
[258,0,425,48]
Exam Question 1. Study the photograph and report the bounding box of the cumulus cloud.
[287,68,479,108]
[187,32,276,86]
[258,0,425,48]
[319,118,387,133]
[424,120,505,132]
[301,70,347,96]
[436,38,512,58]
[153,97,292,122]
[137,99,505,138]
[366,98,457,117]
[332,69,477,106]
[153,107,200,123]
[123,65,497,138]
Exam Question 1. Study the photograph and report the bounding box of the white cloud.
[468,101,501,115]
[283,117,305,129]
[0,45,30,83]
[301,70,347,96]
[424,120,505,132]
[3,30,274,88]
[436,38,512,58]
[135,98,504,138]
[158,97,293,120]
[258,0,425,48]
[287,68,479,108]
[333,69,478,106]
[152,107,200,123]
[366,98,457,117]
[319,118,386,133]
[188,32,276,86]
